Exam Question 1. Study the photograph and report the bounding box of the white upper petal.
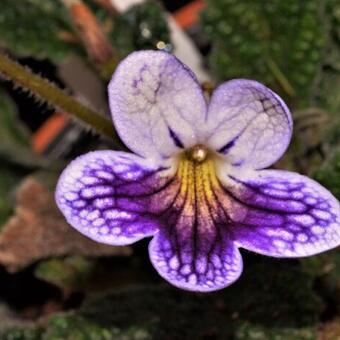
[108,50,207,161]
[206,79,292,169]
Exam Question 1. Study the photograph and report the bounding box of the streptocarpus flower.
[56,51,340,292]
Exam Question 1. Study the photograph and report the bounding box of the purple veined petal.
[149,231,243,292]
[216,168,340,257]
[206,79,292,170]
[55,150,177,246]
[108,50,207,161]
[148,158,243,292]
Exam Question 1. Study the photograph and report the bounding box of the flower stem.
[0,52,120,141]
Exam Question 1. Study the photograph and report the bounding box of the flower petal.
[206,79,292,169]
[56,151,175,245]
[217,168,340,257]
[149,231,243,292]
[108,50,207,161]
[146,158,243,291]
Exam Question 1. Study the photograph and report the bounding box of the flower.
[56,50,340,292]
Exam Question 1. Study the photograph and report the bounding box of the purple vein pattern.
[56,50,340,292]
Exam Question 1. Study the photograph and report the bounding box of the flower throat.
[177,145,221,207]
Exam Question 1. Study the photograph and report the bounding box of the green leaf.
[235,322,316,340]
[0,87,49,168]
[0,0,76,60]
[0,326,43,340]
[0,0,170,62]
[201,0,329,106]
[0,89,32,226]
[313,0,340,115]
[34,256,95,292]
[110,1,170,55]
[44,314,151,340]
[313,149,340,200]
[0,88,29,146]
[0,165,23,226]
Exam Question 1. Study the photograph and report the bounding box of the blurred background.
[0,0,339,339]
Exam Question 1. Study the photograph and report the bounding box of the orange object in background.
[69,1,114,65]
[31,0,207,157]
[32,113,69,154]
[173,0,206,29]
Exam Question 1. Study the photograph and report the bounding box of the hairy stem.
[0,52,120,142]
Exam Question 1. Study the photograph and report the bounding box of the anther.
[190,145,208,162]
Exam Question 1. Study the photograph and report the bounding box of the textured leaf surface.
[0,0,73,60]
[201,0,327,104]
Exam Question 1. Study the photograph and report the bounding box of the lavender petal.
[149,230,243,292]
[108,50,207,161]
[55,150,174,245]
[218,169,340,257]
[206,79,292,169]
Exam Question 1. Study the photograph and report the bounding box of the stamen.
[190,145,208,163]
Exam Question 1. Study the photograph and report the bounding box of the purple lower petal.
[218,169,340,257]
[149,230,242,292]
[149,159,243,292]
[56,151,175,245]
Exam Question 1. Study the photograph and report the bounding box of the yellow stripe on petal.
[174,149,229,233]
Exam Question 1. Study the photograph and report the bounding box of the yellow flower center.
[173,148,223,225]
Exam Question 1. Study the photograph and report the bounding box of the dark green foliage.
[0,0,170,63]
[0,0,74,60]
[313,150,340,200]
[234,322,316,340]
[0,257,323,339]
[201,0,327,105]
[0,165,22,226]
[0,89,29,147]
[110,1,170,56]
[314,0,340,114]
[0,327,43,340]
[34,256,95,292]
[0,89,32,226]
[51,258,322,339]
[301,248,340,296]
[44,315,151,340]
[0,88,48,169]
